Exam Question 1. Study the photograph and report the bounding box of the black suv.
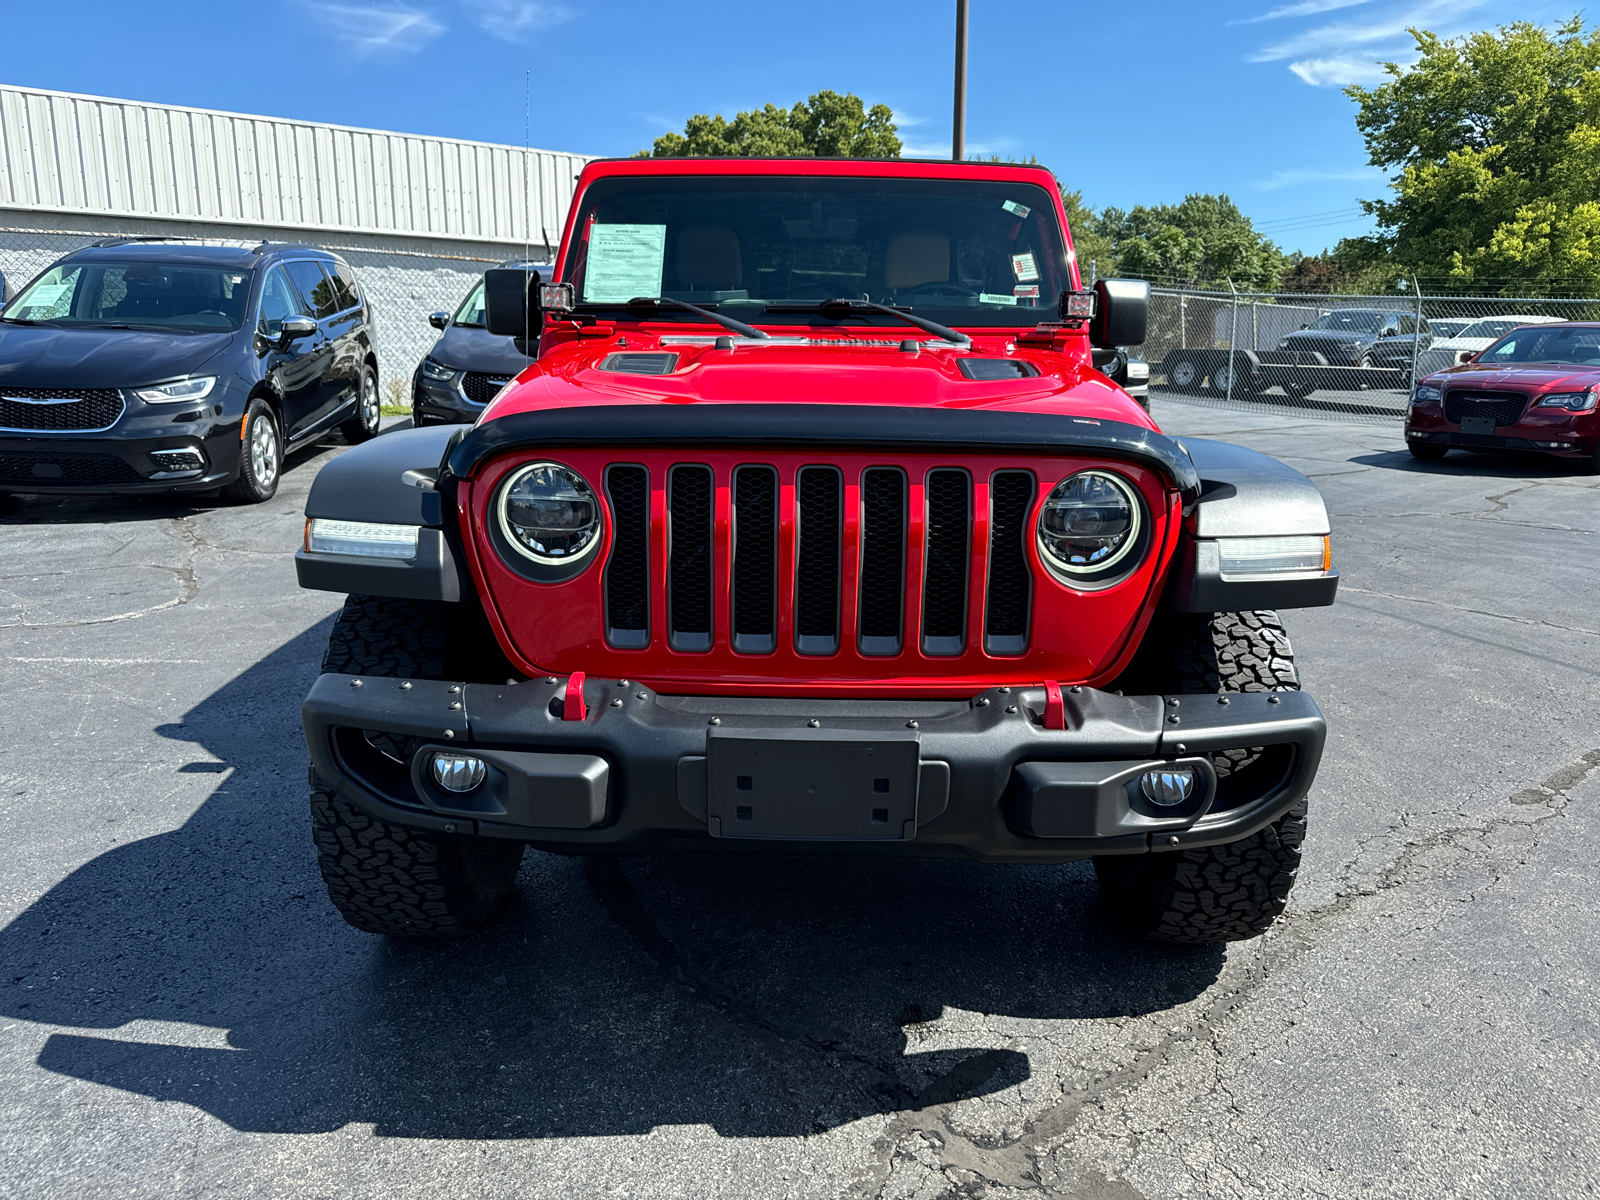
[1277,308,1430,368]
[0,239,380,503]
[410,262,546,426]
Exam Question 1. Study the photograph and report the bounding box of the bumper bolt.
[610,698,623,708]
[1217,696,1229,705]
[1069,686,1082,694]
[998,686,1011,693]
[1005,705,1018,714]
[637,692,647,700]
[976,697,990,707]
[1168,715,1181,724]
[619,679,630,687]
[906,720,918,729]
[444,823,457,834]
[709,717,721,726]
[449,701,462,710]
[1268,695,1281,705]
[546,677,558,685]
[1166,697,1180,707]
[448,685,461,694]
[400,681,412,690]
[349,679,362,688]
[808,719,820,727]
[1167,835,1180,846]
[1176,743,1187,753]
[443,730,455,739]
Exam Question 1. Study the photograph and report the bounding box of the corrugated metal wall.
[0,85,588,248]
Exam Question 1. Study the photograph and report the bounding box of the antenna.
[524,70,532,353]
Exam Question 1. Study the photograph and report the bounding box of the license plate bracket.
[1458,416,1495,435]
[706,728,921,840]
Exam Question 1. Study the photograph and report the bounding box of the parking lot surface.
[2,400,1598,1199]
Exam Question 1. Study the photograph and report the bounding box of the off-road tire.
[1097,610,1307,942]
[312,593,523,937]
[340,363,381,444]
[223,398,281,503]
[1408,440,1449,462]
[311,778,523,937]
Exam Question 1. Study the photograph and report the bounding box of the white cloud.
[465,0,570,41]
[891,110,927,128]
[1288,55,1396,85]
[1251,0,1478,61]
[307,3,445,55]
[1254,166,1384,188]
[1232,0,1369,26]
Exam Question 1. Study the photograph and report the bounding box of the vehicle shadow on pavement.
[1349,448,1592,478]
[0,622,1224,1139]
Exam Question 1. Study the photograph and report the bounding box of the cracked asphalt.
[1,400,1598,1198]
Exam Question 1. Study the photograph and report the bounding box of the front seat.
[676,225,743,293]
[884,230,950,291]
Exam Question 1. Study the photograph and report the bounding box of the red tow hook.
[1042,680,1066,730]
[563,671,588,721]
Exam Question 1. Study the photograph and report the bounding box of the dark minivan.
[410,262,547,425]
[0,239,380,503]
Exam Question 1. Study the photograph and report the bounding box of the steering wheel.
[903,281,979,297]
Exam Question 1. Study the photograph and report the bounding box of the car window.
[453,282,488,328]
[257,265,309,336]
[2,261,252,330]
[284,260,339,320]
[329,261,361,312]
[1481,327,1600,365]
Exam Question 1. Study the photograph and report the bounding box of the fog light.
[1140,766,1198,807]
[431,753,486,793]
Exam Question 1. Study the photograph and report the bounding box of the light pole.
[952,0,968,161]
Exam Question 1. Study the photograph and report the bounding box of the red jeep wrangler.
[297,157,1338,944]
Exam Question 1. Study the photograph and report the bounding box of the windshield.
[1305,311,1386,333]
[559,176,1071,329]
[1428,318,1473,338]
[1478,326,1600,365]
[453,282,488,328]
[2,261,253,331]
[1460,318,1551,341]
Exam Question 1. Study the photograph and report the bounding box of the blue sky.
[3,0,1578,255]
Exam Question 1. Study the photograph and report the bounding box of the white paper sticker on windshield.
[20,282,72,312]
[583,224,667,304]
[1011,253,1039,283]
[1014,284,1040,299]
[979,293,1019,306]
[1002,200,1031,218]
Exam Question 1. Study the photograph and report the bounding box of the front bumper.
[304,674,1325,863]
[412,370,484,425]
[0,422,242,493]
[1405,406,1600,457]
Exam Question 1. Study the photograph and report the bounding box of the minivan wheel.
[223,399,281,503]
[341,365,381,444]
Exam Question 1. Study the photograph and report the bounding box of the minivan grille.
[0,388,124,432]
[597,459,1039,658]
[462,372,513,406]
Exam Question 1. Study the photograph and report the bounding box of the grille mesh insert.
[604,465,649,645]
[921,470,970,651]
[0,450,143,485]
[1444,390,1527,427]
[859,468,906,652]
[462,372,512,406]
[668,465,714,649]
[794,466,842,652]
[985,472,1034,652]
[732,466,778,652]
[0,388,124,432]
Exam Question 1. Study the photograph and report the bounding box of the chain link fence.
[1145,286,1600,424]
[0,225,512,408]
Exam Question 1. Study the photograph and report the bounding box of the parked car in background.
[1413,314,1564,380]
[1406,320,1600,471]
[1367,313,1433,372]
[0,238,379,503]
[411,261,548,425]
[1277,308,1424,368]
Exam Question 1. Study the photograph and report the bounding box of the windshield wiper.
[767,299,970,348]
[598,296,770,340]
[0,316,59,327]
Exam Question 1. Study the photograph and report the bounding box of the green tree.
[648,91,901,158]
[1347,18,1600,290]
[1093,195,1285,290]
[1059,189,1117,281]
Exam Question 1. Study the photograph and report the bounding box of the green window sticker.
[583,224,667,304]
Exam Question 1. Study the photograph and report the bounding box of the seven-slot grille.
[600,460,1037,657]
[462,372,513,406]
[1444,389,1528,427]
[0,387,124,432]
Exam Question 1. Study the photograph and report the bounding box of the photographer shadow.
[1,621,1224,1139]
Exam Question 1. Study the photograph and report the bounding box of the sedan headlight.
[132,376,215,404]
[1536,390,1597,411]
[1413,384,1442,403]
[497,462,602,567]
[419,358,459,382]
[1036,470,1146,588]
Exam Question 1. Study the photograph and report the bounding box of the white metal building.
[0,84,591,385]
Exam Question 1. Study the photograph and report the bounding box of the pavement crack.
[1338,585,1600,638]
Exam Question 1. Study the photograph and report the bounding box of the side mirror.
[279,316,317,347]
[1459,350,1478,364]
[0,269,8,307]
[484,268,541,337]
[1300,323,1309,330]
[1090,278,1149,348]
[428,311,450,330]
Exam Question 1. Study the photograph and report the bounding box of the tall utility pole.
[952,0,968,161]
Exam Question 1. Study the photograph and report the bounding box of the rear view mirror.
[428,311,449,330]
[484,268,540,337]
[1090,278,1150,348]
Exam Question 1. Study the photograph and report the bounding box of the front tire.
[1096,610,1307,943]
[340,364,381,444]
[312,594,522,937]
[223,398,281,503]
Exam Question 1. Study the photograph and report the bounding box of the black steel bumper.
[303,674,1325,863]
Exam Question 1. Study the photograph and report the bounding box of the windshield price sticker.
[1002,200,1031,218]
[1011,253,1040,283]
[20,282,72,313]
[583,224,667,304]
[1014,284,1040,299]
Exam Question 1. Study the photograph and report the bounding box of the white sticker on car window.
[583,224,667,304]
[20,282,72,312]
[1014,284,1040,298]
[1002,200,1031,218]
[1011,253,1039,282]
[979,292,1019,306]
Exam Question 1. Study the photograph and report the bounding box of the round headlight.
[1036,470,1144,587]
[497,462,602,566]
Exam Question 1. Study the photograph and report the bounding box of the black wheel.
[1284,381,1315,399]
[312,594,523,937]
[1577,442,1600,476]
[1209,358,1254,396]
[340,363,381,443]
[1097,610,1306,943]
[1167,356,1202,393]
[1408,441,1449,462]
[223,398,281,503]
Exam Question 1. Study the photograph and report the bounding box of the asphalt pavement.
[1,399,1597,1199]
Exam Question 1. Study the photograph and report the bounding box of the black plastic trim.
[1164,535,1339,612]
[295,528,461,602]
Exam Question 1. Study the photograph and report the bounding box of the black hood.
[427,325,534,374]
[0,324,237,389]
[1283,328,1375,345]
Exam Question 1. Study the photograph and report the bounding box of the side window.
[284,260,339,320]
[329,261,362,312]
[257,266,307,336]
[1396,314,1415,335]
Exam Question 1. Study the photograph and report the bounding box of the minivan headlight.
[497,462,602,566]
[1036,470,1146,588]
[420,358,458,382]
[133,376,215,404]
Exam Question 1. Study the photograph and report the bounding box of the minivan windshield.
[453,282,488,328]
[1305,310,1387,333]
[1,261,254,331]
[1477,325,1600,365]
[559,176,1072,329]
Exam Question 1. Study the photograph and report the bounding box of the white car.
[1415,314,1564,378]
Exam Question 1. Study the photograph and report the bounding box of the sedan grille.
[1444,390,1528,427]
[0,388,125,432]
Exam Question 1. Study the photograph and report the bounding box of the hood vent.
[598,352,679,376]
[958,358,1037,381]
